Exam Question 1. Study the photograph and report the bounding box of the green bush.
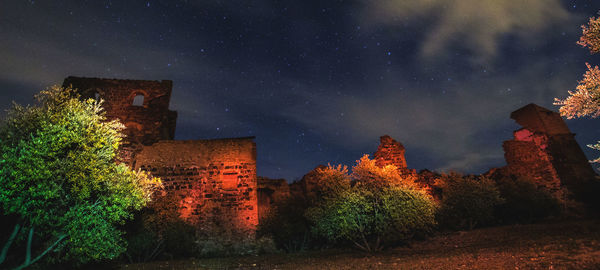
[306,185,436,252]
[0,86,160,268]
[495,176,561,224]
[259,164,351,252]
[437,173,503,230]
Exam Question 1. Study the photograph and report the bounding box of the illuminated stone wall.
[134,138,258,240]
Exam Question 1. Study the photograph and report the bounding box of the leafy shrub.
[259,164,351,252]
[310,164,352,202]
[437,173,503,230]
[495,176,561,224]
[306,186,436,252]
[351,155,420,190]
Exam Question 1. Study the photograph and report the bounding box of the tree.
[554,14,600,163]
[0,86,160,267]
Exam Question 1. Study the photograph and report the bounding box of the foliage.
[306,186,436,252]
[259,164,351,252]
[577,15,600,54]
[494,176,561,224]
[351,154,420,190]
[257,196,312,252]
[311,164,352,201]
[0,86,160,267]
[124,192,197,263]
[306,156,436,252]
[436,173,503,230]
[554,63,600,119]
[554,13,600,163]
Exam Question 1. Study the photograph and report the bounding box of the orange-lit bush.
[305,156,436,252]
[352,154,421,190]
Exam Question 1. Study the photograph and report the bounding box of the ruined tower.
[374,135,408,169]
[502,103,596,197]
[63,76,177,163]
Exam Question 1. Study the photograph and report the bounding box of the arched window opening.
[132,94,144,106]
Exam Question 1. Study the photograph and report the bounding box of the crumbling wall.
[503,129,562,193]
[502,103,596,203]
[374,135,408,169]
[134,138,258,240]
[373,135,419,179]
[62,76,177,164]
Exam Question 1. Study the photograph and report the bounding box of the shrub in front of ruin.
[124,192,197,262]
[306,185,436,252]
[258,196,313,252]
[494,176,561,224]
[259,165,351,252]
[436,173,503,230]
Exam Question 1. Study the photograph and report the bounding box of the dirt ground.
[120,218,600,269]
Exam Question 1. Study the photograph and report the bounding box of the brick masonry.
[135,139,258,239]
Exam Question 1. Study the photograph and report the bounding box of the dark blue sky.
[2,0,600,181]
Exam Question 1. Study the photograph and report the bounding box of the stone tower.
[62,76,177,164]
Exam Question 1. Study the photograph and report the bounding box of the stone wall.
[134,138,258,240]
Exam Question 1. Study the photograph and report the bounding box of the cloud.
[363,0,571,64]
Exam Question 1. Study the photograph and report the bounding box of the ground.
[120,218,600,269]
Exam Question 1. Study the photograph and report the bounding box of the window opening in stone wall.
[132,94,144,106]
[94,92,100,101]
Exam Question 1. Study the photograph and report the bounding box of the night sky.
[2,1,600,181]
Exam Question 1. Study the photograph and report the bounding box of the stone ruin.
[62,76,597,239]
[63,77,258,241]
[492,103,597,206]
[258,104,598,216]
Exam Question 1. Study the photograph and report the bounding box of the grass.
[120,218,600,269]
